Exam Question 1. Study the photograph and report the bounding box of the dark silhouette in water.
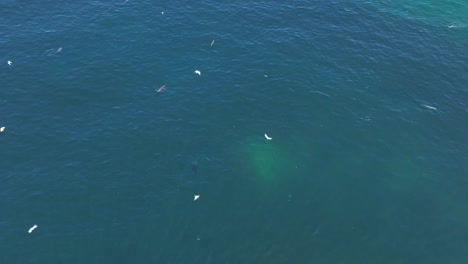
[191,160,198,175]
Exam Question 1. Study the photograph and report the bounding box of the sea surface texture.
[1,0,467,263]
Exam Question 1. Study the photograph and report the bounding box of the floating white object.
[194,195,200,201]
[156,84,166,93]
[264,75,268,77]
[210,40,215,47]
[28,225,38,233]
[264,134,272,140]
[421,104,437,110]
[7,61,12,66]
[161,11,164,15]
[0,127,4,132]
[194,70,201,75]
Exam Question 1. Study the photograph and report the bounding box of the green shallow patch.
[381,155,427,194]
[383,1,468,26]
[238,137,302,189]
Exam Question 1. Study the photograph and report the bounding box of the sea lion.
[191,160,198,175]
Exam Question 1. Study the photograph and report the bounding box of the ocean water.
[1,0,467,263]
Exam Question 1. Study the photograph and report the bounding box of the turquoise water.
[1,1,467,263]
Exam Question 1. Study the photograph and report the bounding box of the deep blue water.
[1,1,467,263]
